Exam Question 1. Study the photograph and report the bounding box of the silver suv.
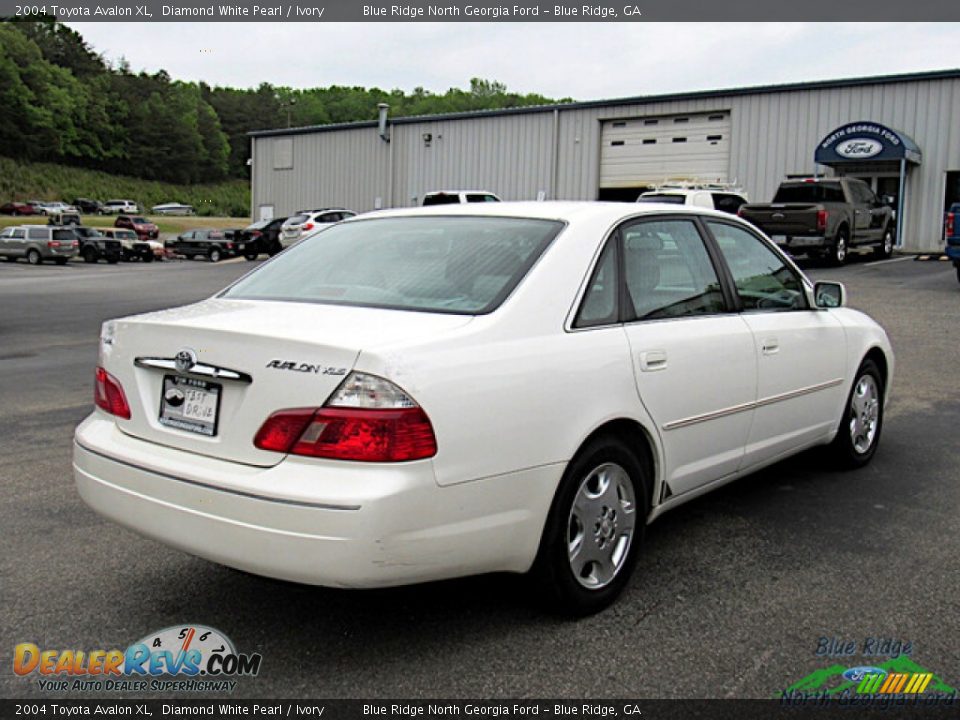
[0,225,79,265]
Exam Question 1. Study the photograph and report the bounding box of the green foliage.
[2,20,571,186]
[0,156,250,217]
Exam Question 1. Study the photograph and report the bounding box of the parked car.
[945,203,960,284]
[151,202,195,216]
[74,202,893,615]
[102,200,139,215]
[38,201,78,216]
[0,202,37,216]
[48,211,81,226]
[73,199,103,214]
[115,215,159,240]
[0,225,79,264]
[239,217,286,260]
[74,227,122,264]
[101,228,153,262]
[738,177,895,265]
[168,229,235,262]
[279,209,356,247]
[422,190,502,205]
[636,184,748,214]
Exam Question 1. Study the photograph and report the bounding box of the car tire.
[244,251,259,261]
[27,249,41,266]
[209,247,222,263]
[829,227,849,266]
[874,226,894,259]
[82,247,98,264]
[531,435,649,616]
[830,358,884,469]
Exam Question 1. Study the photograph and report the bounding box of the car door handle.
[639,350,668,372]
[761,338,780,355]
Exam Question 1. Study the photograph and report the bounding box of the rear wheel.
[244,250,259,261]
[830,359,884,469]
[27,249,41,265]
[531,436,648,616]
[830,228,849,266]
[208,247,222,263]
[874,226,894,259]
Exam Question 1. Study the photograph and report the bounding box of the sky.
[68,22,960,101]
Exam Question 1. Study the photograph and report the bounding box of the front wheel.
[82,247,98,263]
[830,359,884,469]
[830,228,849,266]
[531,436,648,616]
[874,227,894,259]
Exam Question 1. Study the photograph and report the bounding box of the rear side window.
[223,216,563,314]
[621,219,725,321]
[28,228,47,240]
[712,193,746,214]
[422,194,461,206]
[574,240,619,328]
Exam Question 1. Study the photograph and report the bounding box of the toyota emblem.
[174,349,197,374]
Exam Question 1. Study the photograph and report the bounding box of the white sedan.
[74,202,892,614]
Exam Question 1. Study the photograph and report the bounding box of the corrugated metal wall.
[252,76,960,252]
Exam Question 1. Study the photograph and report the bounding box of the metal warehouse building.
[249,68,960,252]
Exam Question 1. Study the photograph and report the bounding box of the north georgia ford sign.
[835,138,883,159]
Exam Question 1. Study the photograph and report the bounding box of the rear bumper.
[945,243,960,263]
[771,234,829,250]
[73,414,559,588]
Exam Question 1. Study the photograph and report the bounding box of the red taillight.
[48,241,61,248]
[94,367,131,419]
[947,212,955,238]
[817,209,828,232]
[736,207,745,217]
[251,230,262,238]
[227,242,234,250]
[301,223,314,231]
[255,406,437,462]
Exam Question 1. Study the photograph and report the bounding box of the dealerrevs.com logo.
[14,625,262,693]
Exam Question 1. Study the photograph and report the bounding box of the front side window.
[622,219,726,321]
[223,216,563,314]
[707,221,807,312]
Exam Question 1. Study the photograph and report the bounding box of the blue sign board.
[815,122,922,165]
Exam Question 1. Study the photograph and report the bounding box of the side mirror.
[814,281,845,309]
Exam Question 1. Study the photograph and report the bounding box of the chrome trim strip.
[75,440,360,511]
[662,377,844,431]
[135,357,253,384]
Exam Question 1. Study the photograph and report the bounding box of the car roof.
[358,200,741,225]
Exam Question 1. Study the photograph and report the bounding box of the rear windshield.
[223,216,563,314]
[132,217,148,223]
[287,215,309,225]
[53,229,76,241]
[773,184,845,203]
[422,194,462,206]
[637,194,686,204]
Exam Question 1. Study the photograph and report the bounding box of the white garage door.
[600,111,732,188]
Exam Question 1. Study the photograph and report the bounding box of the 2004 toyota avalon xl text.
[74,202,893,614]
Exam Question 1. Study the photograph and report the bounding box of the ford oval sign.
[836,138,883,159]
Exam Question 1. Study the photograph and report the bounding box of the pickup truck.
[738,177,895,265]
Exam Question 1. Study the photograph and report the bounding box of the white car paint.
[279,209,356,247]
[74,202,893,606]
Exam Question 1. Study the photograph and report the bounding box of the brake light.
[94,367,131,419]
[251,230,262,238]
[226,242,234,250]
[947,212,955,239]
[47,241,61,248]
[301,223,314,231]
[254,373,437,462]
[737,207,745,217]
[817,209,828,232]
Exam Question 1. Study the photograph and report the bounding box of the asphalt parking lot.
[1,253,958,699]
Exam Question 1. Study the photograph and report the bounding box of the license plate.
[159,375,221,436]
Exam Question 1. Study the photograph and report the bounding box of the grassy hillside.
[0,157,250,217]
